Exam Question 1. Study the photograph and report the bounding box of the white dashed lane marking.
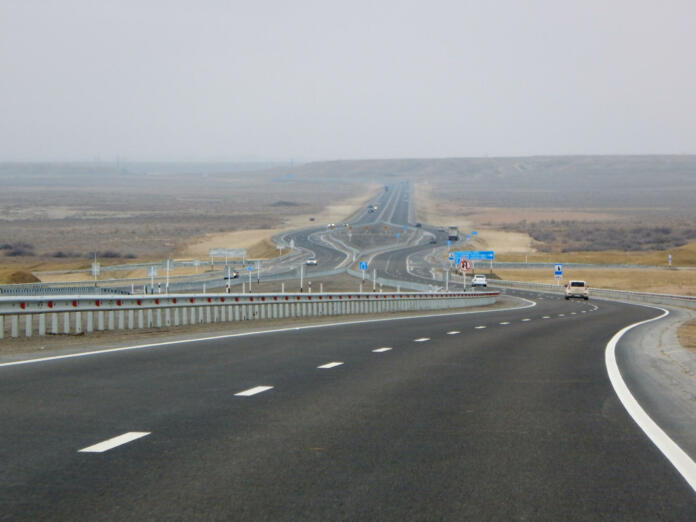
[499,322,510,325]
[447,331,460,335]
[372,347,392,353]
[542,316,551,319]
[414,337,431,342]
[318,362,344,369]
[79,432,150,453]
[474,326,487,330]
[558,314,565,317]
[521,318,531,322]
[235,386,274,397]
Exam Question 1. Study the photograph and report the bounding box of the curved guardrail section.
[491,280,696,310]
[0,291,499,340]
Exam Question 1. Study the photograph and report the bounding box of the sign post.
[360,261,368,281]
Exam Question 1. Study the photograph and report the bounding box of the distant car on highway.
[306,257,318,266]
[429,239,437,244]
[415,223,422,228]
[565,280,589,300]
[471,274,487,288]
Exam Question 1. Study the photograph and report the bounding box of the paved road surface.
[2,292,695,519]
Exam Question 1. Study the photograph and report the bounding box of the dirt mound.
[6,271,41,284]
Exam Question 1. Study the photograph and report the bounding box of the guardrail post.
[11,315,18,338]
[38,314,46,336]
[86,312,93,333]
[51,313,58,334]
[128,310,134,329]
[198,307,204,324]
[206,306,212,324]
[108,311,115,330]
[63,312,70,334]
[165,308,171,326]
[24,315,32,337]
[174,308,180,326]
[118,310,125,330]
[156,309,162,328]
[75,312,82,334]
[0,315,4,339]
[97,311,104,331]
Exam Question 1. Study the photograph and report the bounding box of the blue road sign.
[403,225,408,231]
[471,230,478,236]
[359,261,368,270]
[247,266,253,271]
[448,253,455,261]
[465,235,471,240]
[396,233,400,238]
[452,251,495,265]
[554,264,563,276]
[447,240,451,246]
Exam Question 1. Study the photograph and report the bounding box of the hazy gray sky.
[1,0,694,161]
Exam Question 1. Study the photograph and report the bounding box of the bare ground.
[678,319,696,353]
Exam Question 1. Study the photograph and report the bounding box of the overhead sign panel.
[209,248,247,258]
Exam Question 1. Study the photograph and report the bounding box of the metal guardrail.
[490,279,696,310]
[0,290,499,340]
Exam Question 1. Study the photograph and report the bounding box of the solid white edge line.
[0,297,537,368]
[317,362,343,369]
[234,385,274,397]
[79,432,150,453]
[605,306,696,492]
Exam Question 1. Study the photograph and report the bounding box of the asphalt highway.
[2,292,695,519]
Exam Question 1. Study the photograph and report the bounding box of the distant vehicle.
[224,271,239,280]
[447,226,459,241]
[327,223,335,229]
[565,280,589,300]
[306,257,318,266]
[309,217,315,221]
[471,274,487,288]
[415,223,422,228]
[429,239,437,244]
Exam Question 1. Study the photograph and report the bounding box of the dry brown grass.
[494,268,696,295]
[496,241,696,266]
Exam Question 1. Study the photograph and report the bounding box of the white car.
[471,274,487,288]
[306,257,318,266]
[565,280,589,300]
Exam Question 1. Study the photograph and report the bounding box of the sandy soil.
[677,319,696,353]
[178,183,381,259]
[465,207,620,225]
[494,268,696,295]
[414,182,535,254]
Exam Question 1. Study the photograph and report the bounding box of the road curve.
[1,291,695,519]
